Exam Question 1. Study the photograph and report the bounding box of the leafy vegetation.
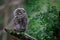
[0,0,59,40]
[24,0,59,40]
[0,0,4,5]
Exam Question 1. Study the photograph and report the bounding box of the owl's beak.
[4,28,7,32]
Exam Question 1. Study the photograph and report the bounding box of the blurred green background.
[24,0,59,40]
[0,0,4,28]
[0,0,60,40]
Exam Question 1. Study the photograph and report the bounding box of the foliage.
[0,0,4,5]
[0,0,59,40]
[0,15,4,27]
[0,0,4,27]
[24,0,59,40]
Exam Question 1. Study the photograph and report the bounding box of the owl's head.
[13,8,26,19]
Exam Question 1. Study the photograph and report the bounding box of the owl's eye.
[15,16,18,18]
[19,13,21,15]
[15,16,17,18]
[22,10,25,13]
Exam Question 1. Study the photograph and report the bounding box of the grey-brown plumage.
[4,8,37,40]
[13,8,28,32]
